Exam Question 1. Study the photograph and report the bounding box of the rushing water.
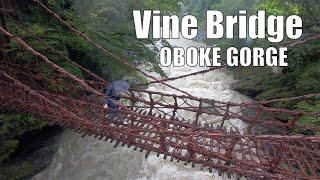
[33,37,247,180]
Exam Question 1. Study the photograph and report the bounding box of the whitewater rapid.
[33,37,247,180]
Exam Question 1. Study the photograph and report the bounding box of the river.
[33,37,248,180]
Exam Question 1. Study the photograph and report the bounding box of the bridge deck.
[1,70,320,179]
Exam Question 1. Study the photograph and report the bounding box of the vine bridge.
[1,1,320,179]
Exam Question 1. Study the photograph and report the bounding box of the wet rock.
[0,126,63,179]
[26,146,58,172]
[230,77,264,98]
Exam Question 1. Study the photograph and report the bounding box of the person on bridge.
[103,80,131,121]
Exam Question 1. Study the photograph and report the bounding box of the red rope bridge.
[1,1,320,179]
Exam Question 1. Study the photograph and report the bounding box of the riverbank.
[0,126,63,179]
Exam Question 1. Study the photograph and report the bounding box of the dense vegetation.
[0,0,184,178]
[0,0,319,178]
[188,0,320,130]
